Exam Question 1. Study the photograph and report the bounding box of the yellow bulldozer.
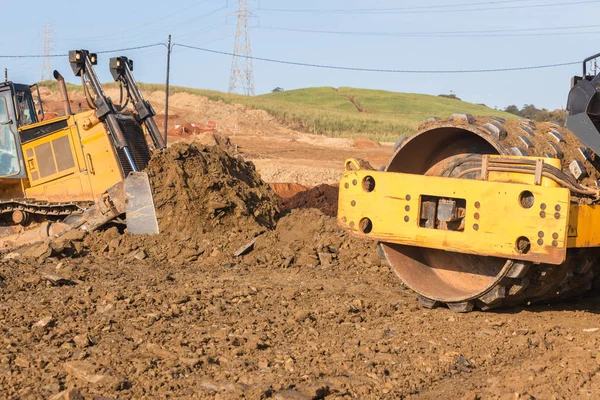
[0,49,164,248]
[338,53,600,312]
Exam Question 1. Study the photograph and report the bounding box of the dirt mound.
[148,142,277,236]
[249,208,377,269]
[274,184,339,217]
[168,130,233,148]
[166,121,219,138]
[270,183,311,199]
[353,137,381,149]
[69,142,279,264]
[143,91,297,137]
[0,208,387,400]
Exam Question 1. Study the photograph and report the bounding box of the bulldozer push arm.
[69,50,139,171]
[109,56,166,150]
[66,49,159,235]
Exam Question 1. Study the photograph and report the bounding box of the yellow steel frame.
[17,112,124,203]
[567,204,600,248]
[21,121,79,186]
[337,158,600,265]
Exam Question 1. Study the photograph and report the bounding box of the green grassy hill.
[41,82,516,142]
[154,85,516,142]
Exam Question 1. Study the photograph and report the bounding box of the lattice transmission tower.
[41,24,53,81]
[228,0,255,96]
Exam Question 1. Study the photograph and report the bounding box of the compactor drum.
[338,55,600,311]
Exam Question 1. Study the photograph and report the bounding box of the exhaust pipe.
[53,70,72,116]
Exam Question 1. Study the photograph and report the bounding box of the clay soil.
[2,91,600,399]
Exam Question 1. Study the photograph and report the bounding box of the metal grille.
[115,116,151,175]
[53,135,75,172]
[34,142,56,179]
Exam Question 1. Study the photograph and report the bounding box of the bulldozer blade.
[125,172,159,235]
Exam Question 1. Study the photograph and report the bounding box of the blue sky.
[2,0,600,110]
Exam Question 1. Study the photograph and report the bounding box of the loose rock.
[233,239,256,257]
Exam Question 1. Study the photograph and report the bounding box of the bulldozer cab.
[0,82,28,178]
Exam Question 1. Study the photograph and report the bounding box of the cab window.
[15,88,37,127]
[0,96,21,176]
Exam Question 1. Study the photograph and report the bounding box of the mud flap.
[125,172,159,235]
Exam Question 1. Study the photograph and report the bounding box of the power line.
[174,21,228,41]
[0,41,589,75]
[61,7,228,46]
[95,43,167,54]
[261,0,538,13]
[0,54,65,59]
[0,43,166,58]
[72,0,220,42]
[176,43,581,74]
[257,23,600,38]
[259,0,600,14]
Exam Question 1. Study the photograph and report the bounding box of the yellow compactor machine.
[338,53,600,311]
[0,49,165,248]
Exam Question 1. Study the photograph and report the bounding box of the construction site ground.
[2,89,600,399]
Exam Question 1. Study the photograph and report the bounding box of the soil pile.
[143,91,296,137]
[353,137,381,149]
[79,142,280,264]
[252,208,375,269]
[147,141,278,239]
[13,142,280,264]
[275,184,339,217]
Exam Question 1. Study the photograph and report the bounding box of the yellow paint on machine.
[17,111,124,203]
[567,204,600,248]
[337,159,572,265]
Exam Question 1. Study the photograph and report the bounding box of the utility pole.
[41,24,53,81]
[164,34,172,145]
[229,0,255,96]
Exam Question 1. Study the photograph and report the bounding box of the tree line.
[503,104,566,125]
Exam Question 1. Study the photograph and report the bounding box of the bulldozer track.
[388,115,600,311]
[0,200,89,219]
